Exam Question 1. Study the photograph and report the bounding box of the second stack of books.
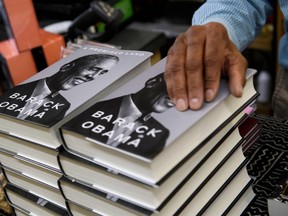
[57,58,260,216]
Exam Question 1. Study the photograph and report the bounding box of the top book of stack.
[60,57,259,185]
[0,45,153,149]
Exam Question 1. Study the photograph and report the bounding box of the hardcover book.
[2,167,66,208]
[58,110,248,210]
[59,175,152,216]
[0,132,60,172]
[66,201,101,216]
[0,150,61,188]
[4,183,69,216]
[58,139,247,216]
[61,57,258,185]
[187,165,253,216]
[172,147,249,215]
[0,45,152,149]
[223,185,256,215]
[12,208,28,216]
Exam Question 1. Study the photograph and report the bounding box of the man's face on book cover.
[59,55,118,90]
[144,73,174,113]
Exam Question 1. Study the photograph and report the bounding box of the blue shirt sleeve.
[192,0,274,51]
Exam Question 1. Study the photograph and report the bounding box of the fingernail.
[237,86,243,97]
[236,89,243,97]
[205,89,214,101]
[176,98,188,111]
[232,85,243,97]
[190,97,201,110]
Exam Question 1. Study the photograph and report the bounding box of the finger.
[185,26,206,110]
[203,24,224,102]
[167,33,189,111]
[165,48,175,101]
[225,46,248,97]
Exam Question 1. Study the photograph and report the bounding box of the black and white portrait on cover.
[68,72,175,159]
[0,54,119,126]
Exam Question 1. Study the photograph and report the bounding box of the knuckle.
[187,77,202,90]
[186,27,205,44]
[175,33,185,43]
[174,84,187,95]
[205,76,218,86]
[164,71,171,81]
[188,25,203,33]
[204,57,218,67]
[206,23,229,41]
[189,83,201,91]
[186,60,201,71]
[169,62,184,75]
[187,37,202,47]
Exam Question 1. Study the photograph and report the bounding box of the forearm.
[192,0,273,51]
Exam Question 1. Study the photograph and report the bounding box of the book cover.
[58,175,152,216]
[0,45,152,149]
[196,167,253,216]
[66,200,101,216]
[4,183,69,216]
[223,185,256,216]
[0,132,61,172]
[61,57,258,185]
[2,167,66,208]
[0,150,61,189]
[58,110,248,210]
[177,157,251,215]
[173,149,248,215]
[11,207,29,216]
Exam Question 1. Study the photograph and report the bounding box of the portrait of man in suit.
[68,72,174,159]
[0,54,119,126]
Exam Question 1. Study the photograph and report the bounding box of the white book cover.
[0,45,152,149]
[61,57,258,185]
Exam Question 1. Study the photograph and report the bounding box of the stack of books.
[0,44,153,215]
[56,57,260,215]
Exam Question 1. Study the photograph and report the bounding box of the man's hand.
[165,22,248,111]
